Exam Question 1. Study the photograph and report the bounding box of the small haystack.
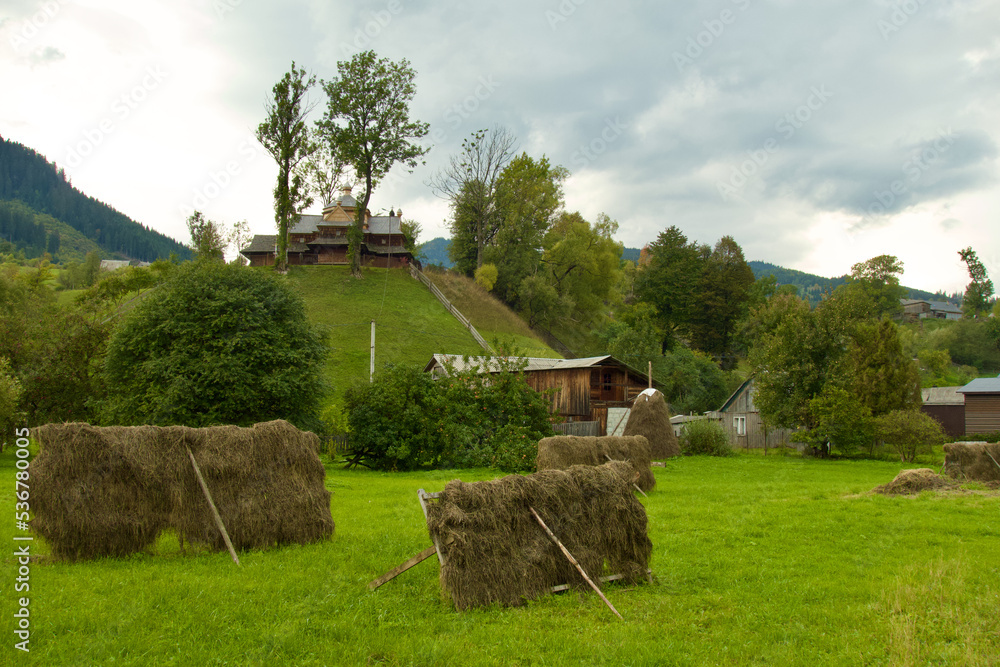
[31,420,333,561]
[425,461,652,610]
[536,435,655,491]
[873,468,954,495]
[943,442,1000,482]
[623,388,679,459]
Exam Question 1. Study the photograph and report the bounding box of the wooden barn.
[957,376,1000,435]
[424,354,656,435]
[707,377,794,450]
[921,386,966,437]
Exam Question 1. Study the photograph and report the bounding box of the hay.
[873,468,955,495]
[535,435,655,491]
[623,389,680,459]
[31,420,333,561]
[943,442,1000,482]
[425,461,652,610]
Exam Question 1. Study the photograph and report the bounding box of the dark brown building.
[424,354,656,435]
[240,187,414,268]
[920,386,965,437]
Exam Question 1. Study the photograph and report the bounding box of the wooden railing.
[410,266,494,354]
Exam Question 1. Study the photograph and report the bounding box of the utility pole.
[370,320,375,382]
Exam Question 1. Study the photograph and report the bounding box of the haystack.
[873,468,954,495]
[31,420,333,561]
[536,435,655,491]
[943,442,1000,482]
[424,461,652,610]
[623,388,679,459]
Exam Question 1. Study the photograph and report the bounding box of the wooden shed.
[708,377,793,450]
[921,386,965,437]
[957,376,1000,435]
[424,354,656,435]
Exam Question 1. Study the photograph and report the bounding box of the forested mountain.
[748,261,957,307]
[0,136,191,262]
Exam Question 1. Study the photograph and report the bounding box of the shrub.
[100,262,327,429]
[680,418,734,457]
[875,409,946,462]
[474,263,498,291]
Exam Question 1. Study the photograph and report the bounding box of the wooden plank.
[529,506,623,620]
[368,545,438,591]
[185,446,240,566]
[418,489,446,566]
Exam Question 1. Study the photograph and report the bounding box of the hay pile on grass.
[873,468,954,495]
[943,442,1000,482]
[623,389,680,459]
[424,461,652,610]
[31,420,333,561]
[536,435,655,491]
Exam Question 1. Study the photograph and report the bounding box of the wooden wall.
[922,404,965,437]
[965,395,1000,434]
[523,369,591,417]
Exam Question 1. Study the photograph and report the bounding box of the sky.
[1,0,997,294]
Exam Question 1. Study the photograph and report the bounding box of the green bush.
[100,262,327,429]
[680,418,734,457]
[875,409,946,462]
[345,359,554,472]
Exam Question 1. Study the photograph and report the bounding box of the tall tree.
[847,254,906,319]
[958,246,994,318]
[186,211,227,262]
[485,153,567,307]
[633,226,705,351]
[689,236,755,368]
[304,131,350,208]
[431,126,517,272]
[317,50,429,278]
[256,62,316,274]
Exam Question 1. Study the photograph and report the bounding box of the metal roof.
[958,375,1000,394]
[424,354,656,385]
[922,386,965,404]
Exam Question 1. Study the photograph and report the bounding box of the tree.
[256,62,316,274]
[228,219,252,266]
[846,254,906,319]
[875,409,945,463]
[100,262,327,429]
[689,236,755,368]
[959,247,994,318]
[318,50,429,278]
[431,126,517,272]
[485,153,567,307]
[186,211,227,262]
[304,132,349,208]
[633,226,705,351]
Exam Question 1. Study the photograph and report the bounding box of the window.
[734,416,746,436]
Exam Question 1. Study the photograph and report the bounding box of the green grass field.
[3,446,998,666]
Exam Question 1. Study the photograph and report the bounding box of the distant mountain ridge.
[0,136,191,262]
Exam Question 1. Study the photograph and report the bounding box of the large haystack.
[424,461,652,610]
[623,388,679,459]
[943,442,1000,483]
[536,435,655,491]
[873,468,954,495]
[31,420,333,561]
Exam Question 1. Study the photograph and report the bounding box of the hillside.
[284,266,551,403]
[0,136,191,262]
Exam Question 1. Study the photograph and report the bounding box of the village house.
[424,354,656,436]
[900,299,963,321]
[240,186,414,268]
[707,377,794,450]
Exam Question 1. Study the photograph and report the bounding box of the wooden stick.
[368,545,438,590]
[417,489,446,566]
[985,449,1000,472]
[528,506,623,620]
[186,446,240,565]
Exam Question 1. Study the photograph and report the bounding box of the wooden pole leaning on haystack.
[529,506,623,620]
[185,445,240,565]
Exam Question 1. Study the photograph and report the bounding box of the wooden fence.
[410,266,494,354]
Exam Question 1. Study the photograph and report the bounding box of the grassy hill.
[284,266,559,405]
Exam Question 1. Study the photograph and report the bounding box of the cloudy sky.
[2,0,997,293]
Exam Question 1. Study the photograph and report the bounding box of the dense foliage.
[679,419,733,457]
[100,262,327,429]
[344,360,554,472]
[875,409,946,463]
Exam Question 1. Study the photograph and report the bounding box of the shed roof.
[424,353,655,384]
[922,386,965,404]
[958,375,1000,394]
[241,234,276,254]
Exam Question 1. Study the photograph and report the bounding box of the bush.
[345,359,554,472]
[680,418,734,457]
[875,409,946,462]
[100,262,327,429]
[474,263,498,291]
